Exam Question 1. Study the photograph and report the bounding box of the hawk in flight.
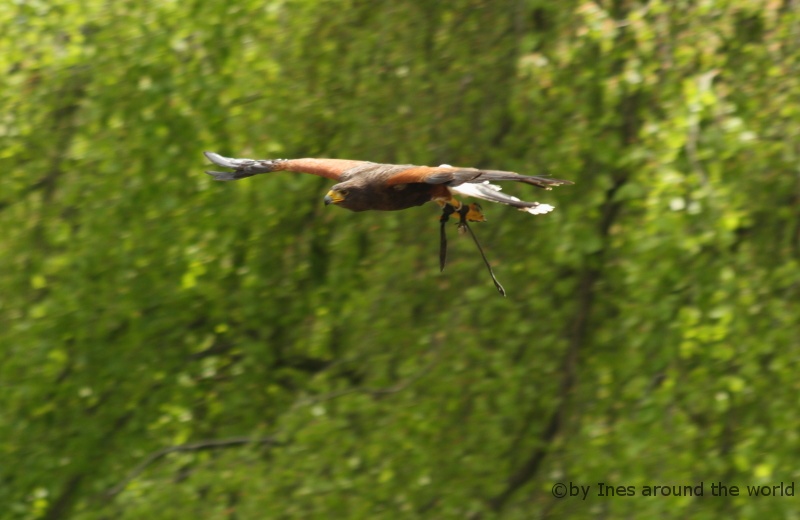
[204,152,572,295]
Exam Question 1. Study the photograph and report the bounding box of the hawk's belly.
[349,184,445,212]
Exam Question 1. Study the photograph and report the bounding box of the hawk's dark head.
[324,181,373,212]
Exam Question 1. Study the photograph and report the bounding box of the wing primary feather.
[449,169,573,189]
[204,152,283,181]
[386,164,573,189]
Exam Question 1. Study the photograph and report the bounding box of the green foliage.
[1,0,799,518]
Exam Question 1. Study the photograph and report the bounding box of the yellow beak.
[324,190,345,206]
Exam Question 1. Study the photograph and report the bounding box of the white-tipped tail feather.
[450,181,555,215]
[521,204,554,215]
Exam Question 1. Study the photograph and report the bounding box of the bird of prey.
[204,152,572,295]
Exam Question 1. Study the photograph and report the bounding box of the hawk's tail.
[451,182,555,215]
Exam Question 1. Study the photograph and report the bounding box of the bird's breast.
[377,183,440,211]
[345,183,441,212]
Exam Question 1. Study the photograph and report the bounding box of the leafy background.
[2,0,799,518]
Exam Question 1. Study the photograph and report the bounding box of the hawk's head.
[324,181,371,212]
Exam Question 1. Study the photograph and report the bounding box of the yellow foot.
[436,199,485,222]
[464,203,486,223]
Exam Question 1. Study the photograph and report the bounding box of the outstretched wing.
[384,164,572,190]
[204,152,371,181]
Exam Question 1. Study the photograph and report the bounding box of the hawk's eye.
[339,189,348,196]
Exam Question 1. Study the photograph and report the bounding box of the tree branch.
[106,436,280,498]
[105,346,439,500]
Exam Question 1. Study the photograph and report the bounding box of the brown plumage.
[204,151,573,296]
[204,152,572,214]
